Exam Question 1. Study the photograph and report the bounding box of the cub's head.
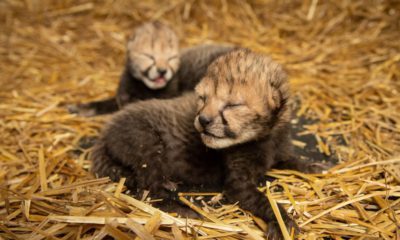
[194,49,290,149]
[127,21,180,90]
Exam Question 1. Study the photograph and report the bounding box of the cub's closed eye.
[168,55,179,61]
[224,103,243,109]
[198,95,207,102]
[139,53,155,61]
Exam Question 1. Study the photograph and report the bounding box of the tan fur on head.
[194,49,290,149]
[127,21,180,89]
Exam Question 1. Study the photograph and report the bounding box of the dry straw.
[1,0,399,239]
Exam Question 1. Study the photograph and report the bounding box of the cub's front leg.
[116,69,134,108]
[274,153,333,174]
[68,98,120,117]
[223,153,298,239]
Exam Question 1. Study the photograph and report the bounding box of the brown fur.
[91,49,322,239]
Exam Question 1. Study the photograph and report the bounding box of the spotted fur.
[194,48,290,149]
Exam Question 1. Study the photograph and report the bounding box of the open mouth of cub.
[151,76,166,84]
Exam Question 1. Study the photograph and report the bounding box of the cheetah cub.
[69,21,233,116]
[91,49,322,239]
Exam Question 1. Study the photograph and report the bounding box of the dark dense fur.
[91,94,222,190]
[91,94,224,216]
[91,49,325,239]
[70,44,233,116]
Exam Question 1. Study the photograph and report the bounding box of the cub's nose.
[198,115,212,128]
[157,68,167,76]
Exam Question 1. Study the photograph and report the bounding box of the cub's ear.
[265,83,281,111]
[265,83,289,117]
[275,91,288,113]
[151,20,163,28]
[267,88,290,129]
[266,65,288,111]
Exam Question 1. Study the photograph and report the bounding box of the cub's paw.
[287,158,333,174]
[67,103,96,117]
[266,218,299,240]
[303,161,333,174]
[162,180,178,192]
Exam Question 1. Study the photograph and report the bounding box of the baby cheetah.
[92,49,323,239]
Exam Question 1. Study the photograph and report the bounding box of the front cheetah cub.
[91,49,322,239]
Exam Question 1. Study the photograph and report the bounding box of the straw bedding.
[1,0,399,239]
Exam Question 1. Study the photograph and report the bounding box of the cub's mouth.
[151,76,167,85]
[194,116,230,140]
[195,117,242,149]
[141,75,169,90]
[201,131,225,139]
[200,130,236,150]
[140,66,172,89]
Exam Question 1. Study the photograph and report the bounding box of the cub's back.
[105,93,198,146]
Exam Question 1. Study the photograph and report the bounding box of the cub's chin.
[200,132,260,149]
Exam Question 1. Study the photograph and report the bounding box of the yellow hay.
[1,0,399,239]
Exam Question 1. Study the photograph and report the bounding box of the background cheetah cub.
[69,21,233,116]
